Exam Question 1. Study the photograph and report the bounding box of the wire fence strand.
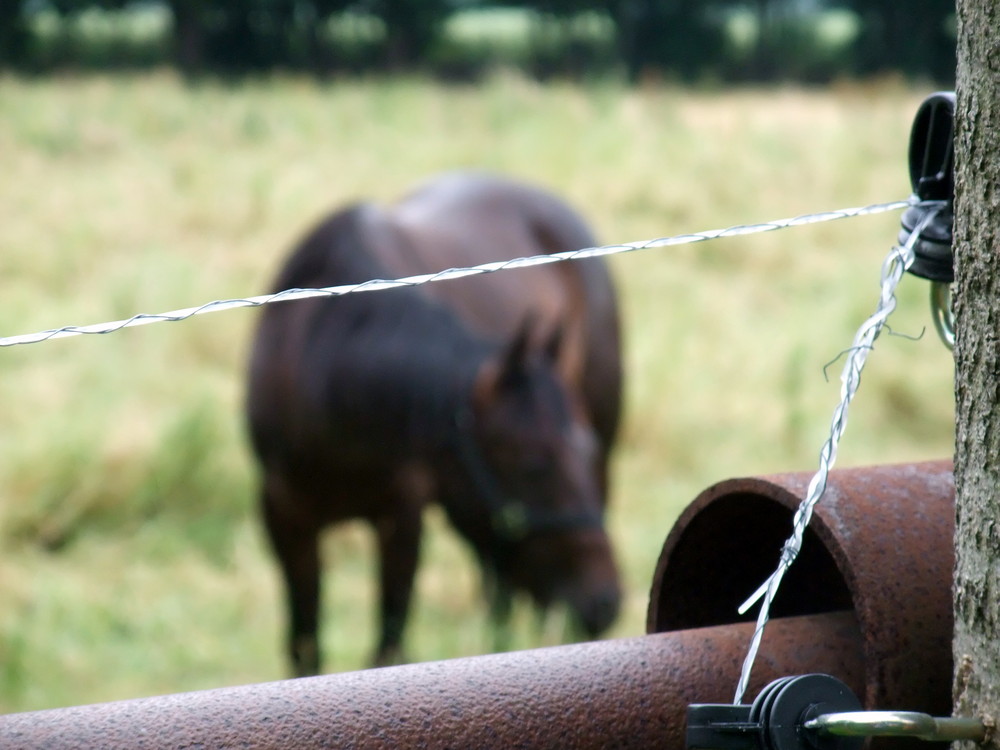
[730,200,944,705]
[0,198,916,348]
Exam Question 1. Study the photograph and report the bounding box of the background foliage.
[1,0,956,83]
[0,73,955,712]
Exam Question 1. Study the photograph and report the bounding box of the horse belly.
[269,442,428,525]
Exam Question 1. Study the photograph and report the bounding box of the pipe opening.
[648,492,852,634]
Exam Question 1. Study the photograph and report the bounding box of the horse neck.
[332,288,492,459]
[289,204,491,449]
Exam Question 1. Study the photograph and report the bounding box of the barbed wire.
[731,201,944,705]
[0,198,918,348]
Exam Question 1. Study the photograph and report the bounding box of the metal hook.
[930,281,954,350]
[805,710,986,743]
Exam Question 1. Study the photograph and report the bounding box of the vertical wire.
[731,203,941,705]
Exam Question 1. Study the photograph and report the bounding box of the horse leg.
[473,550,514,652]
[262,486,322,677]
[371,498,423,667]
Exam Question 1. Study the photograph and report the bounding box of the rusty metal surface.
[0,613,862,750]
[648,460,954,720]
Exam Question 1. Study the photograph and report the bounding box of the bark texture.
[953,0,1000,740]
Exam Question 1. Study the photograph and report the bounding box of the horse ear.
[473,318,534,410]
[542,322,564,364]
[497,318,533,390]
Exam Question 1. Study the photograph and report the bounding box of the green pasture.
[0,74,954,713]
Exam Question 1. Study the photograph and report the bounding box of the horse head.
[446,320,621,638]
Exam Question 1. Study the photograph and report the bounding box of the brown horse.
[246,172,622,676]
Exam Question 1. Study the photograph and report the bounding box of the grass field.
[0,73,955,713]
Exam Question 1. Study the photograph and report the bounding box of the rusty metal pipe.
[648,461,954,720]
[0,612,863,750]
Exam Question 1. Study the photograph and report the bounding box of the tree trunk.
[169,0,208,74]
[953,0,1000,739]
[0,0,29,68]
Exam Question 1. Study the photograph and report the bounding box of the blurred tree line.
[0,0,956,83]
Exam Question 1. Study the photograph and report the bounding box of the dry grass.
[0,73,954,712]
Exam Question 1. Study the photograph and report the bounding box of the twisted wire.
[0,198,915,348]
[731,200,945,705]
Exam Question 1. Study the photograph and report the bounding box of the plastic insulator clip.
[899,91,955,283]
[687,674,864,750]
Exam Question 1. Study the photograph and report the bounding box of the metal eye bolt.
[805,710,986,743]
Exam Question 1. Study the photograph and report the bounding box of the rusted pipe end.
[647,461,954,718]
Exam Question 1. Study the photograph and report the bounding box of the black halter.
[453,408,604,543]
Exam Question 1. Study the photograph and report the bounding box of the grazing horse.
[246,172,623,676]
